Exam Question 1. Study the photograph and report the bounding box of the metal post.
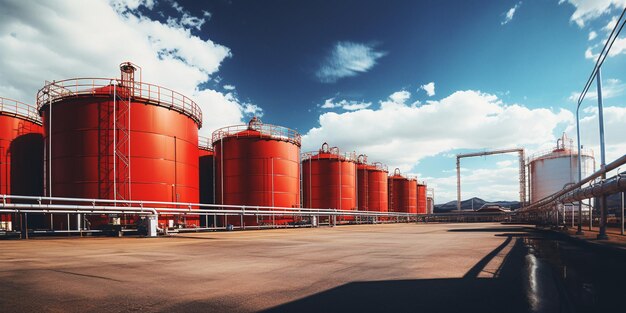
[113,84,117,203]
[575,107,584,234]
[271,157,275,227]
[128,89,132,201]
[556,206,559,226]
[620,191,624,235]
[48,94,52,198]
[596,68,608,240]
[24,213,28,239]
[456,157,461,211]
[581,198,593,230]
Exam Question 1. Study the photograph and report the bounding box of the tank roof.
[528,132,594,162]
[36,64,202,127]
[388,168,417,180]
[212,117,301,146]
[302,142,357,162]
[356,155,388,172]
[0,96,42,125]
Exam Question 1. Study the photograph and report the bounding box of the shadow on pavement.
[260,231,532,313]
[447,226,533,233]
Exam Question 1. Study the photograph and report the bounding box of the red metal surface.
[198,137,214,227]
[199,141,214,205]
[302,143,357,222]
[0,97,44,230]
[388,169,417,213]
[417,183,427,214]
[213,118,301,226]
[37,69,201,229]
[356,157,388,213]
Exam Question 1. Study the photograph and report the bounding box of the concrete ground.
[0,223,579,312]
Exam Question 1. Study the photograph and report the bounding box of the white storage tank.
[528,133,595,203]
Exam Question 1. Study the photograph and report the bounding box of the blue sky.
[1,0,625,203]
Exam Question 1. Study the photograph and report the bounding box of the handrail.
[0,194,417,217]
[36,78,202,127]
[301,143,357,162]
[212,123,301,146]
[527,147,594,163]
[198,136,213,151]
[0,97,42,125]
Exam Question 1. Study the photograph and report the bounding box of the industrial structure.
[302,143,357,222]
[0,97,44,231]
[213,117,301,226]
[456,148,526,211]
[388,168,417,214]
[36,62,202,230]
[528,133,595,203]
[356,155,389,214]
[417,183,427,214]
[426,188,435,214]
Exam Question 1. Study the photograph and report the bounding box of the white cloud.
[496,160,514,167]
[242,103,263,116]
[588,30,598,40]
[585,47,598,59]
[581,15,626,60]
[388,90,412,105]
[568,78,626,102]
[165,0,207,30]
[223,84,236,90]
[560,0,626,27]
[316,41,387,83]
[303,89,573,172]
[565,105,626,164]
[501,2,522,25]
[320,98,372,111]
[420,82,436,97]
[426,165,521,203]
[0,0,254,137]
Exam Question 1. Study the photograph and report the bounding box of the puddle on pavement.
[520,233,626,312]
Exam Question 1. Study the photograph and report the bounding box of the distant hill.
[434,197,521,213]
[434,192,625,214]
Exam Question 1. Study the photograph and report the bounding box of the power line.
[577,7,626,108]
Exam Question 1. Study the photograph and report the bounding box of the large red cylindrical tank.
[302,143,357,222]
[37,63,202,229]
[213,117,301,226]
[199,136,214,227]
[356,156,388,213]
[417,183,427,214]
[388,168,417,214]
[0,97,44,231]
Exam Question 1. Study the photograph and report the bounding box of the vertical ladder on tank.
[388,179,393,215]
[114,62,137,204]
[113,85,130,203]
[518,150,526,206]
[99,89,114,199]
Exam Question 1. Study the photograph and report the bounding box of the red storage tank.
[37,63,202,230]
[417,183,427,214]
[356,155,388,213]
[213,117,301,227]
[302,143,357,222]
[0,97,44,231]
[199,136,214,227]
[388,168,417,214]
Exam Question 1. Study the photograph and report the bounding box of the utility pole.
[597,68,608,240]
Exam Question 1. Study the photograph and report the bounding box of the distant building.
[476,204,510,213]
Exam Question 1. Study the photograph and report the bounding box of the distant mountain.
[434,192,624,214]
[434,197,521,213]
